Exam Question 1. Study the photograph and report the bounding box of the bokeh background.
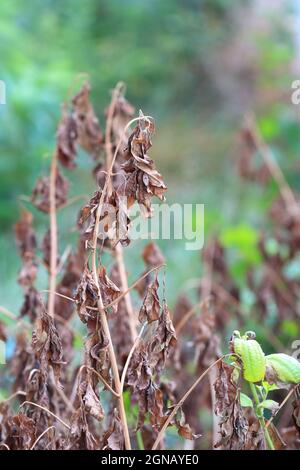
[1,0,300,359]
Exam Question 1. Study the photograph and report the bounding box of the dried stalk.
[20,401,70,430]
[152,355,231,450]
[120,322,147,393]
[105,83,137,341]
[48,151,58,318]
[30,426,55,450]
[90,113,153,450]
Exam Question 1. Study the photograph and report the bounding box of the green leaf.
[258,399,279,414]
[262,381,279,393]
[240,392,253,408]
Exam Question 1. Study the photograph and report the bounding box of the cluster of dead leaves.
[120,114,167,217]
[126,275,196,443]
[57,82,103,168]
[214,361,265,450]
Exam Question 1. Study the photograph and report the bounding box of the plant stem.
[249,382,275,450]
[48,152,58,318]
[91,199,131,449]
[152,355,230,450]
[90,113,153,450]
[105,83,137,342]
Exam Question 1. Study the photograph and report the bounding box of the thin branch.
[56,245,71,275]
[0,443,10,450]
[152,355,231,450]
[48,151,58,318]
[77,364,120,398]
[0,306,30,330]
[89,112,152,450]
[40,290,75,303]
[40,263,165,311]
[120,322,147,393]
[20,401,70,430]
[30,426,55,450]
[266,385,298,429]
[105,83,137,342]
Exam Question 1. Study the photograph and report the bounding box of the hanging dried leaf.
[98,265,120,311]
[55,246,85,321]
[214,361,249,450]
[150,303,177,372]
[75,266,99,323]
[31,169,69,213]
[120,113,167,217]
[14,209,37,260]
[41,229,60,270]
[193,302,221,370]
[82,381,105,422]
[72,83,103,157]
[20,286,44,322]
[138,276,160,324]
[56,110,78,169]
[142,242,165,267]
[75,264,120,326]
[77,191,101,240]
[17,254,38,287]
[5,413,36,450]
[102,410,124,450]
[32,308,64,384]
[174,408,201,441]
[66,406,99,450]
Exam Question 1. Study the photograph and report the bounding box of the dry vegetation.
[0,82,299,451]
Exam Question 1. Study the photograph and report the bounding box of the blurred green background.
[1,0,300,344]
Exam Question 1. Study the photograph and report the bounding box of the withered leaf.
[32,308,64,384]
[142,242,165,267]
[5,413,36,450]
[77,190,100,240]
[17,254,38,287]
[138,275,160,324]
[150,303,177,371]
[41,229,60,270]
[72,83,103,157]
[98,265,120,311]
[174,408,201,441]
[56,110,78,169]
[75,266,99,323]
[14,209,36,260]
[66,406,99,450]
[214,361,249,450]
[120,113,167,217]
[31,168,69,213]
[20,286,44,322]
[82,382,105,422]
[102,410,124,450]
